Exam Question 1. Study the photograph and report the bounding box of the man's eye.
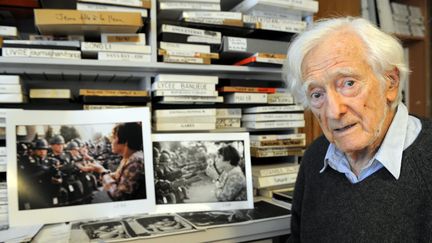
[311,92,322,99]
[344,80,355,87]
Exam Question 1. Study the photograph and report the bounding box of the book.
[243,120,305,129]
[159,2,220,11]
[231,0,319,15]
[243,105,304,113]
[160,24,222,40]
[218,86,276,93]
[153,116,216,123]
[215,108,242,118]
[2,48,81,59]
[267,93,295,104]
[78,0,151,8]
[97,52,151,62]
[155,96,223,104]
[79,89,148,97]
[29,35,85,41]
[242,113,304,121]
[252,163,299,177]
[160,41,211,54]
[155,74,218,83]
[253,173,298,188]
[158,49,219,59]
[272,188,294,203]
[216,118,241,129]
[2,40,81,50]
[182,11,242,20]
[0,84,22,93]
[250,138,306,148]
[159,0,220,2]
[154,108,216,117]
[234,53,286,66]
[153,122,216,131]
[250,133,306,141]
[29,89,72,99]
[81,42,151,56]
[83,104,135,109]
[76,2,149,17]
[251,147,304,158]
[376,0,395,33]
[162,55,211,64]
[0,26,18,38]
[0,75,21,85]
[0,94,26,103]
[151,81,216,91]
[100,33,146,45]
[153,89,217,97]
[183,18,244,27]
[33,9,143,35]
[224,92,267,104]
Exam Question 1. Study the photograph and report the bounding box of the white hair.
[282,17,409,109]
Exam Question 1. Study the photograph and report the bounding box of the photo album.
[4,108,255,227]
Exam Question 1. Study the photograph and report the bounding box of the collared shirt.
[320,103,422,184]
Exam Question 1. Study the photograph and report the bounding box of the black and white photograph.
[177,200,291,229]
[70,214,196,242]
[6,108,154,226]
[152,133,253,213]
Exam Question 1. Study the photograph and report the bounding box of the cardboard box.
[34,9,143,36]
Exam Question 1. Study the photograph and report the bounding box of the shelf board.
[394,34,425,43]
[0,57,282,80]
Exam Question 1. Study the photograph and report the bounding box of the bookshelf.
[305,0,431,143]
[0,0,309,241]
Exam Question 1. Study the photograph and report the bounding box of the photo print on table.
[152,132,253,213]
[6,108,155,226]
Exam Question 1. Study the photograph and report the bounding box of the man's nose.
[325,89,347,119]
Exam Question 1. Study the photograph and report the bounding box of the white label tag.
[163,197,168,204]
[227,37,247,51]
[69,185,74,192]
[86,175,91,181]
[53,197,58,205]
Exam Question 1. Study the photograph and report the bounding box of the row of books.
[362,0,425,37]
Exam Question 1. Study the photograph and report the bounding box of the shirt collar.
[321,103,410,179]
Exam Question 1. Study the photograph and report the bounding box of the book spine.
[162,24,221,39]
[78,0,149,8]
[182,11,242,20]
[151,81,215,91]
[0,148,5,156]
[250,138,306,148]
[0,84,21,93]
[3,40,81,48]
[261,0,319,12]
[81,42,151,54]
[0,94,25,103]
[154,108,216,117]
[250,133,306,141]
[154,116,216,123]
[154,122,216,131]
[0,75,21,84]
[253,165,299,177]
[267,94,294,104]
[219,86,276,93]
[160,41,210,54]
[29,89,71,98]
[97,52,151,62]
[159,96,223,103]
[225,93,267,104]
[186,35,221,45]
[253,173,298,188]
[251,148,304,158]
[83,105,132,109]
[0,26,17,37]
[242,113,304,121]
[159,2,221,10]
[158,49,219,59]
[226,37,247,52]
[101,33,146,45]
[162,55,211,65]
[2,48,81,59]
[243,120,305,129]
[256,21,306,33]
[216,118,241,129]
[215,108,242,118]
[243,105,304,113]
[77,2,148,17]
[79,89,148,96]
[154,89,217,96]
[155,74,218,83]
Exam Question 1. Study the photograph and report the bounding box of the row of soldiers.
[17,135,120,210]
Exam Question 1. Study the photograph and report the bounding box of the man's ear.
[385,67,400,102]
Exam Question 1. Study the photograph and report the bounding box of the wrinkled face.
[302,31,398,154]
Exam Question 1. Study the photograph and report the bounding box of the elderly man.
[284,17,432,242]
